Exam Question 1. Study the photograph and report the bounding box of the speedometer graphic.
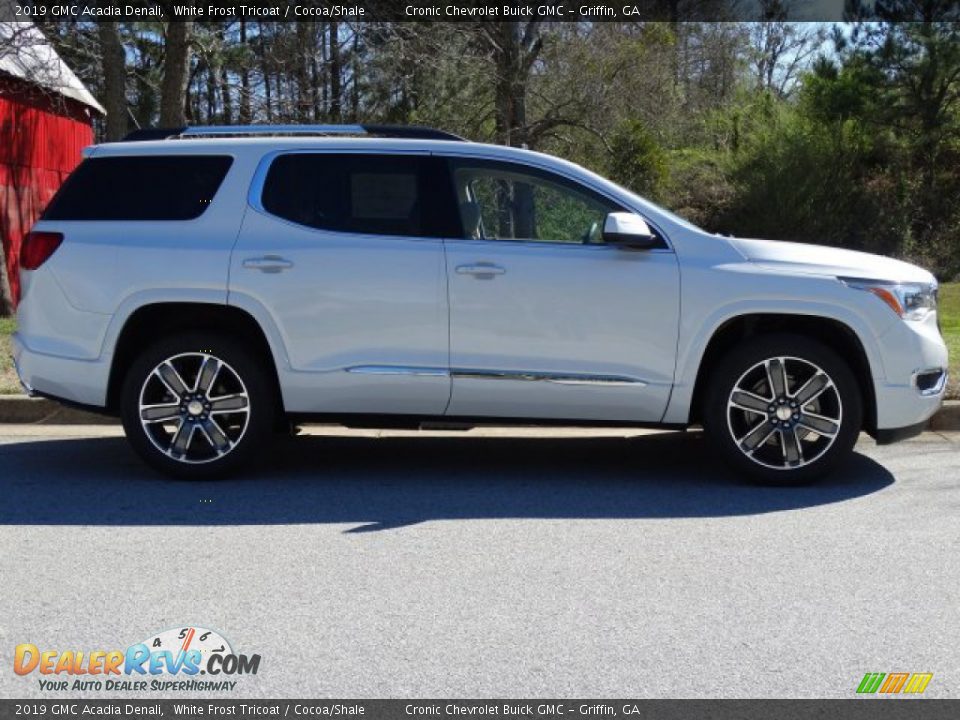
[139,626,234,670]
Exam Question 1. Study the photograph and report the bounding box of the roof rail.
[122,127,187,142]
[360,125,466,141]
[120,124,466,142]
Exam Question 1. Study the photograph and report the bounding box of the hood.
[729,237,935,285]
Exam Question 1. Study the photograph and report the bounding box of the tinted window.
[43,156,233,221]
[450,159,625,244]
[261,153,460,238]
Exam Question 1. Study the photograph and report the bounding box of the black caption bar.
[3,700,960,720]
[8,0,958,23]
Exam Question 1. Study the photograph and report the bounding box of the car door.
[229,151,461,415]
[442,157,681,422]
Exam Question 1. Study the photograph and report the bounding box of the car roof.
[86,136,586,174]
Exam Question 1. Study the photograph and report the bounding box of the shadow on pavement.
[0,431,894,530]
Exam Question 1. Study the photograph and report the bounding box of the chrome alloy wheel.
[726,356,842,471]
[138,353,251,464]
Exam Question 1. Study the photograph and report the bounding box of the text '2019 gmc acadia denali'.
[11,124,948,482]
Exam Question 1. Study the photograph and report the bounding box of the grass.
[938,282,960,400]
[0,284,957,398]
[0,316,18,394]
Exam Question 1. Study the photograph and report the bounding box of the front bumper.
[874,419,931,445]
[871,314,948,439]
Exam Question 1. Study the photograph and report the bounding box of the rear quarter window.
[42,155,233,221]
[260,153,461,238]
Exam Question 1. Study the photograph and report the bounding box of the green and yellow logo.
[857,672,933,695]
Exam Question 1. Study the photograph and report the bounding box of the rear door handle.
[242,255,294,273]
[456,262,506,278]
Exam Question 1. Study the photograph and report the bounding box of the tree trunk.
[310,54,320,121]
[0,251,14,316]
[320,24,328,115]
[98,22,127,141]
[329,22,341,121]
[220,65,233,124]
[238,20,251,123]
[295,22,312,122]
[490,22,537,148]
[260,22,273,121]
[205,57,217,122]
[351,27,360,121]
[159,18,193,127]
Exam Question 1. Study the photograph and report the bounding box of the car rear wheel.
[121,333,276,479]
[703,333,863,485]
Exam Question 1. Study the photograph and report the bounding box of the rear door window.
[43,155,233,221]
[260,153,460,238]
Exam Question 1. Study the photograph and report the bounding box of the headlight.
[840,278,938,321]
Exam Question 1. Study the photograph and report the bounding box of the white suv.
[11,124,948,483]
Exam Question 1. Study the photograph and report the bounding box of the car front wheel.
[120,333,276,479]
[703,333,863,485]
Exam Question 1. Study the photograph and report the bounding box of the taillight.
[20,231,63,270]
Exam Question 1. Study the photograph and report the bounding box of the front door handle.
[456,262,506,279]
[242,255,294,273]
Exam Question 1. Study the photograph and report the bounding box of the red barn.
[0,19,105,310]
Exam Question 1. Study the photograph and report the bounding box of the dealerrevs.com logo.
[856,672,933,695]
[13,626,260,692]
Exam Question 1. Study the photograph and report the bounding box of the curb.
[929,400,960,432]
[0,395,116,425]
[0,394,958,430]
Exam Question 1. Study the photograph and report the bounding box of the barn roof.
[0,15,106,115]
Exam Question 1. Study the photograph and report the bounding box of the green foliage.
[938,283,960,399]
[0,317,18,394]
[662,148,736,229]
[717,95,912,255]
[607,121,669,201]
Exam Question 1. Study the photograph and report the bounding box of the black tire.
[120,332,278,479]
[702,333,863,485]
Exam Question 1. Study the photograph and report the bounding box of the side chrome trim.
[346,365,448,377]
[345,365,646,387]
[452,369,645,387]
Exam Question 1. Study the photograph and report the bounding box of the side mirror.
[603,212,659,250]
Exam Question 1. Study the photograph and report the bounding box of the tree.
[98,22,127,140]
[478,21,546,147]
[0,252,12,317]
[749,2,826,97]
[159,15,193,126]
[608,120,669,199]
[846,3,960,274]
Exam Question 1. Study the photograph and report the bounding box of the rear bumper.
[11,332,110,408]
[10,346,34,396]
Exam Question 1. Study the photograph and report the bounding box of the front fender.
[662,266,895,424]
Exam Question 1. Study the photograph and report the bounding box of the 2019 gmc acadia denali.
[10,124,948,483]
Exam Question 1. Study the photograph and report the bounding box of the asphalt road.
[0,425,958,699]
